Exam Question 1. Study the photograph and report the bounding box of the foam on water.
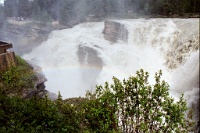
[23,19,199,105]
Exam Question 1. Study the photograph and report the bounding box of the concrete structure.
[0,41,17,70]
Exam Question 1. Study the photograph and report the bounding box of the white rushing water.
[23,18,199,109]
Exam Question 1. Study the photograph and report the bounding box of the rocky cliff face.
[102,21,128,43]
[0,19,67,56]
[0,24,49,55]
[25,61,57,101]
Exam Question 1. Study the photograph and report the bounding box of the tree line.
[0,0,199,27]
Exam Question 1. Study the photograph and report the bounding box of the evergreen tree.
[59,0,78,25]
[4,0,18,17]
[18,0,31,18]
[85,0,105,20]
[0,4,6,27]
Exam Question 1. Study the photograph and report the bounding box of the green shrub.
[0,56,35,95]
[93,69,192,132]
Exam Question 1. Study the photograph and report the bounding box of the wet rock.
[24,61,59,100]
[77,44,103,69]
[77,43,103,89]
[102,21,128,43]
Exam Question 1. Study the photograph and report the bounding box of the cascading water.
[23,18,199,120]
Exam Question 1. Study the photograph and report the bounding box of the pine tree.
[4,0,18,17]
[18,0,31,18]
[0,4,6,27]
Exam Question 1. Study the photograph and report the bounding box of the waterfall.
[23,19,199,113]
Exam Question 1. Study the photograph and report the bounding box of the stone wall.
[0,52,17,70]
[102,21,128,43]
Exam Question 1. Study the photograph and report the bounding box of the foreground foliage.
[0,65,193,132]
[0,56,35,96]
[93,70,192,132]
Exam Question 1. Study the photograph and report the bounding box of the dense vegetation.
[0,0,199,27]
[0,57,194,132]
[0,56,35,96]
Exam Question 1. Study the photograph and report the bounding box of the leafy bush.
[0,56,35,95]
[0,95,60,132]
[83,95,118,132]
[93,69,192,132]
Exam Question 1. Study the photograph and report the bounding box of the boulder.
[77,43,103,69]
[102,21,128,43]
